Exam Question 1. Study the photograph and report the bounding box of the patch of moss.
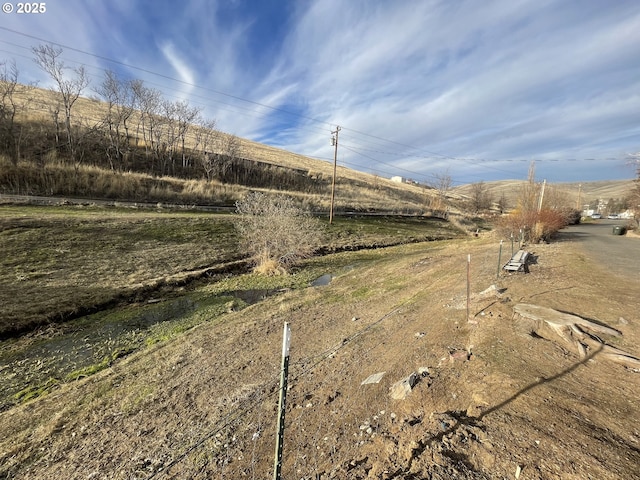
[13,377,60,403]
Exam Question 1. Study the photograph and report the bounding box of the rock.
[389,372,418,400]
[479,285,498,297]
[514,303,640,367]
[449,349,471,362]
[361,372,386,385]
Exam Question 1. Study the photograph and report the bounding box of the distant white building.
[391,176,405,183]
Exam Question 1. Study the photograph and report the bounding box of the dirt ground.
[1,232,639,479]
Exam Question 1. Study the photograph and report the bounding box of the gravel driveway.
[559,219,639,279]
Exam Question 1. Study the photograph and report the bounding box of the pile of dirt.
[1,235,639,479]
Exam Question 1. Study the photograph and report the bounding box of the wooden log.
[513,304,621,337]
[514,303,640,369]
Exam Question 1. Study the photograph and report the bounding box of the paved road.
[559,219,639,279]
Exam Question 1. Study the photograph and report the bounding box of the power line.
[0,27,634,184]
[0,26,333,130]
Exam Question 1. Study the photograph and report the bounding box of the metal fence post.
[497,240,503,279]
[273,322,291,480]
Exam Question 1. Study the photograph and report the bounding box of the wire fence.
[134,245,505,479]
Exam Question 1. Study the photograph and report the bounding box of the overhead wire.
[0,26,632,185]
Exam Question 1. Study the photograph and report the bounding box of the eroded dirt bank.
[1,236,639,479]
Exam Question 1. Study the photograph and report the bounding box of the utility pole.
[329,126,341,224]
[576,183,582,211]
[537,179,546,212]
[466,254,471,322]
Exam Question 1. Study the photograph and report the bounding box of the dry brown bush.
[235,192,324,274]
[497,207,569,243]
[495,163,575,243]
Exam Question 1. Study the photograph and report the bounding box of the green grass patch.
[12,377,60,403]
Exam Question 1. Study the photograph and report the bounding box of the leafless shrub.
[235,192,324,275]
[468,181,493,214]
[496,163,572,243]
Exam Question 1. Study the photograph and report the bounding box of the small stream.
[0,272,341,411]
[0,295,212,410]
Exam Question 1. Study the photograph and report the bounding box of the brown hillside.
[10,85,430,210]
[453,179,634,211]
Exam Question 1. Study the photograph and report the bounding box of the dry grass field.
[1,230,639,479]
[0,203,463,414]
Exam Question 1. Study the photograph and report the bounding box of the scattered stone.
[352,317,358,322]
[619,317,629,325]
[361,372,386,385]
[389,372,418,400]
[449,349,471,363]
[415,332,425,338]
[479,285,498,297]
[515,464,522,479]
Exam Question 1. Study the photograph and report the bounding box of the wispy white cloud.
[159,42,196,98]
[1,0,639,182]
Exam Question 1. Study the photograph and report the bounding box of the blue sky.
[1,0,639,185]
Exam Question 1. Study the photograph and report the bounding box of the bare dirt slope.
[1,234,639,479]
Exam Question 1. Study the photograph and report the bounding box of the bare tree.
[222,133,241,179]
[498,162,570,243]
[131,80,162,170]
[195,118,220,181]
[496,192,508,214]
[32,44,89,163]
[468,181,493,214]
[199,131,240,182]
[173,100,201,170]
[519,162,539,215]
[95,70,135,170]
[429,170,452,216]
[0,60,21,164]
[159,99,178,175]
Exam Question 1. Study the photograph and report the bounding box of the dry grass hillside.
[10,85,635,215]
[19,86,411,188]
[8,85,431,212]
[453,179,635,212]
